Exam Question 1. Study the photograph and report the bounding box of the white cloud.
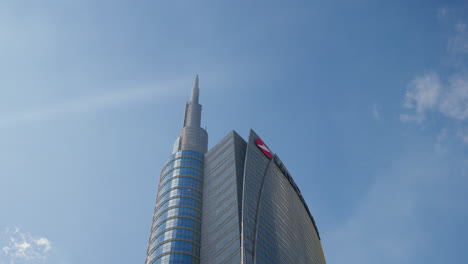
[1,227,52,264]
[35,238,52,253]
[401,72,468,148]
[439,74,468,120]
[401,72,468,121]
[13,242,31,258]
[400,72,441,123]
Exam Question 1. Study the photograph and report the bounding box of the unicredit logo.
[255,138,273,159]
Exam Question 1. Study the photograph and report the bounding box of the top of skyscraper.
[174,75,208,154]
[147,76,326,264]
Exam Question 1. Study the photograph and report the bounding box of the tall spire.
[175,74,208,154]
[184,75,202,128]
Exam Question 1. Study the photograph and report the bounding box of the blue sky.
[1,0,467,263]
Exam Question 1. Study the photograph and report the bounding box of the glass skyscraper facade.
[145,76,207,264]
[145,76,326,264]
[146,150,204,264]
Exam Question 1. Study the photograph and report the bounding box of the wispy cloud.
[439,5,468,57]
[448,22,468,54]
[400,71,468,148]
[439,74,468,120]
[455,22,466,33]
[437,7,449,19]
[400,72,468,122]
[400,72,441,123]
[371,103,382,120]
[0,80,186,128]
[1,227,52,264]
[456,127,468,145]
[435,128,449,154]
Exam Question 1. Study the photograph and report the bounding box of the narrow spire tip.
[191,74,200,104]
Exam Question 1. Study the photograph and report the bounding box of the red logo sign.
[255,138,273,159]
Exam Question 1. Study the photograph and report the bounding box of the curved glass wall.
[146,150,204,264]
[241,130,326,264]
[253,164,326,264]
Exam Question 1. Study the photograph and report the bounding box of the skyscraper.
[145,76,326,264]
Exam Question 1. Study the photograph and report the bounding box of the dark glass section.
[199,131,247,264]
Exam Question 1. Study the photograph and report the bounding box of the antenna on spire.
[191,74,200,104]
[194,74,199,88]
